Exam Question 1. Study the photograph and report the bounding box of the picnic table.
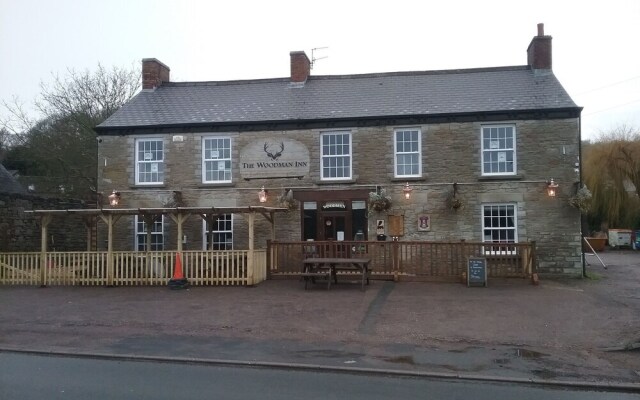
[301,257,371,291]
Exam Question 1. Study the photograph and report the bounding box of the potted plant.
[368,188,392,214]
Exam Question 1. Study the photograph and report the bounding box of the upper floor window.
[202,214,233,250]
[482,204,517,254]
[135,215,164,251]
[481,125,516,175]
[394,128,421,177]
[321,131,351,180]
[203,137,232,183]
[135,138,164,184]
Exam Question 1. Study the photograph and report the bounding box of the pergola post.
[169,212,190,253]
[142,214,155,275]
[247,212,255,285]
[39,215,52,287]
[82,215,95,252]
[99,214,120,287]
[270,211,276,241]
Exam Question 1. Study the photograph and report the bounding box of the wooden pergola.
[25,206,288,286]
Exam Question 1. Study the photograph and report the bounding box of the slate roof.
[97,65,579,130]
[0,164,26,194]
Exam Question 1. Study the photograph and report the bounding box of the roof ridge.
[161,65,531,87]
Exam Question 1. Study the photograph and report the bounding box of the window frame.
[134,215,165,251]
[202,214,234,250]
[393,128,422,178]
[320,131,352,181]
[202,136,232,184]
[481,203,518,255]
[135,138,165,185]
[480,125,517,176]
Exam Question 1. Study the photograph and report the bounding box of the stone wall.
[0,193,88,252]
[97,117,582,275]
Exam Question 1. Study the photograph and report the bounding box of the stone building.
[94,24,583,275]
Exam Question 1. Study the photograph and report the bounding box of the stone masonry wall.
[0,193,87,252]
[97,117,582,276]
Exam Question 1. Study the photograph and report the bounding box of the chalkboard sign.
[467,257,487,287]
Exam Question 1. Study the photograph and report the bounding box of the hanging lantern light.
[547,179,559,197]
[108,190,121,207]
[258,186,268,203]
[403,182,413,200]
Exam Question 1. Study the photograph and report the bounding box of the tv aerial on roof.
[311,47,328,69]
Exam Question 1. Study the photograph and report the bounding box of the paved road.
[1,352,638,400]
[0,251,638,385]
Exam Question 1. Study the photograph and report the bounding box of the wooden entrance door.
[320,212,349,241]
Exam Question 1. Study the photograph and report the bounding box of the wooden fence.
[0,250,265,287]
[267,240,536,282]
[1,240,535,286]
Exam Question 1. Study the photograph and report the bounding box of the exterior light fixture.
[403,182,413,200]
[258,186,268,203]
[108,190,121,207]
[547,179,559,197]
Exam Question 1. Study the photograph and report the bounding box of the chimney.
[290,51,311,83]
[527,23,552,70]
[142,58,170,90]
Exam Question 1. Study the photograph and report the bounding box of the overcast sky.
[1,0,639,140]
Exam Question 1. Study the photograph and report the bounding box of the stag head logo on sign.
[263,142,284,160]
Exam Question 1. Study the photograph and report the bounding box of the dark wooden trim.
[292,188,371,202]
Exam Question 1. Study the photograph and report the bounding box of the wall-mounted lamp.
[403,182,413,200]
[108,190,121,207]
[258,186,268,203]
[547,179,559,197]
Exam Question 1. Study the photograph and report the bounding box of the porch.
[0,206,286,287]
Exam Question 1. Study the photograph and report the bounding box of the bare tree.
[1,64,140,198]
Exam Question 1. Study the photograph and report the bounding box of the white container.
[608,229,632,248]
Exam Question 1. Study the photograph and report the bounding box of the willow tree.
[583,125,640,230]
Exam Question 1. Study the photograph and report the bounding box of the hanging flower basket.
[368,189,392,213]
[446,182,463,211]
[277,191,298,211]
[448,197,463,210]
[569,185,592,213]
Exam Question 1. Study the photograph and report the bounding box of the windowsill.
[130,184,166,189]
[316,179,357,185]
[390,177,427,183]
[198,182,236,188]
[477,175,522,181]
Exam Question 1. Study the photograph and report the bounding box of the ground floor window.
[202,214,233,250]
[482,204,517,253]
[135,215,164,251]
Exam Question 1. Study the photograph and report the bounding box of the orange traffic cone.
[168,252,189,289]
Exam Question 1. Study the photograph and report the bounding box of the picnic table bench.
[301,257,371,291]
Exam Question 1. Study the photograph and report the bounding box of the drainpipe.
[579,114,586,278]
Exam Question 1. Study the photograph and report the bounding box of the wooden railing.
[2,241,535,286]
[0,250,268,287]
[268,240,536,282]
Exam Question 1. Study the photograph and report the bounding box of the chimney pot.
[527,24,552,70]
[290,51,311,84]
[142,58,170,90]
